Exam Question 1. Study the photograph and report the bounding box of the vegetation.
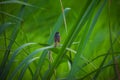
[0,0,120,80]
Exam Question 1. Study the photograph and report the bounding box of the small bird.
[54,32,60,47]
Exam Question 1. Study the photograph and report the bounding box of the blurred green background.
[0,0,120,80]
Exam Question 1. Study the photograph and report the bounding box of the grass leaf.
[0,22,12,34]
[18,57,39,80]
[43,0,97,79]
[0,0,35,7]
[67,0,107,79]
[33,8,71,79]
[0,43,36,80]
[0,0,27,79]
[9,45,54,80]
[0,11,23,21]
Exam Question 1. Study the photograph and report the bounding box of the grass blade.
[78,32,120,73]
[80,64,115,80]
[18,57,39,80]
[92,0,117,79]
[9,45,54,80]
[59,0,68,34]
[108,0,120,79]
[0,0,27,78]
[0,22,12,34]
[44,0,98,79]
[33,8,71,79]
[0,43,36,80]
[0,0,35,7]
[48,8,71,44]
[0,11,23,21]
[67,0,107,79]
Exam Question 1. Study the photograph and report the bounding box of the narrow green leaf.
[67,0,107,79]
[66,48,76,54]
[92,0,110,79]
[86,52,120,68]
[0,22,12,34]
[0,0,35,7]
[0,11,23,21]
[79,64,115,80]
[108,0,118,79]
[0,43,36,80]
[18,57,39,80]
[38,43,50,46]
[9,45,54,80]
[66,48,97,69]
[43,0,96,79]
[78,52,120,76]
[0,0,27,78]
[33,8,71,79]
[48,8,71,44]
[59,0,68,34]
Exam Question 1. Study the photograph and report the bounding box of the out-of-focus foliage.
[0,0,120,80]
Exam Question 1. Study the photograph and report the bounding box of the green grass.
[0,0,120,80]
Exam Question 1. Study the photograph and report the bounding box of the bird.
[54,32,60,47]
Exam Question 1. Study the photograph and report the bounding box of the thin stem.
[0,0,8,75]
[59,0,68,35]
[48,50,56,79]
[108,0,120,79]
